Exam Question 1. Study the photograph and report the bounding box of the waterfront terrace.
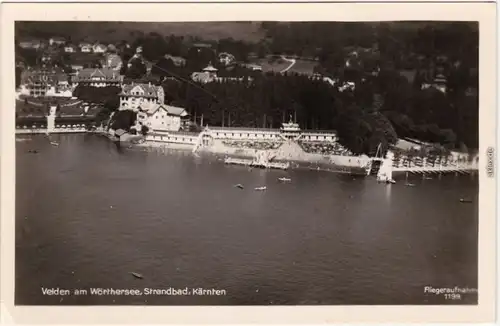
[298,141,353,156]
[16,115,95,134]
[222,140,284,151]
[16,96,100,117]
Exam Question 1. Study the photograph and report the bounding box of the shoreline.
[17,132,479,177]
[133,139,372,175]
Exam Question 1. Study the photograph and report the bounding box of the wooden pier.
[224,157,290,170]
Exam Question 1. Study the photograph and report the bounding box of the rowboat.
[130,272,143,279]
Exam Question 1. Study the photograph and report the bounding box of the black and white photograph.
[1,1,497,324]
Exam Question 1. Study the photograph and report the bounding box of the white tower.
[377,151,395,182]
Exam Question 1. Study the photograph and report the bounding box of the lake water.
[15,134,478,305]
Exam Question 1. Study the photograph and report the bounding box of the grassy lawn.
[286,59,317,76]
[253,58,290,73]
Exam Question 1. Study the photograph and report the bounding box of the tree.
[110,110,137,131]
[151,57,176,78]
[125,58,147,79]
[15,67,22,89]
[439,128,457,145]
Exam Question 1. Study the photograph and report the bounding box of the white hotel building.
[118,82,188,132]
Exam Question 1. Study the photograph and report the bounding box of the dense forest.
[158,71,476,156]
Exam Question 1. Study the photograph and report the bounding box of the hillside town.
[13,20,483,310]
[15,22,479,161]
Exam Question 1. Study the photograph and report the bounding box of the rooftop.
[73,68,122,81]
[202,64,218,72]
[120,83,162,98]
[20,68,69,85]
[142,103,188,117]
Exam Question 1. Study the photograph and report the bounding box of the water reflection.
[385,183,392,203]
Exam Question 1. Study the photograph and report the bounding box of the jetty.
[224,151,290,170]
[224,157,289,170]
[369,146,478,184]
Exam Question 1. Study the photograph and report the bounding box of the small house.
[93,43,107,53]
[164,54,186,67]
[104,53,123,71]
[49,37,66,46]
[218,52,235,66]
[191,64,218,84]
[64,44,77,53]
[18,39,43,50]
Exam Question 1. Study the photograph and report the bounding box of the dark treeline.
[72,85,121,126]
[260,22,478,68]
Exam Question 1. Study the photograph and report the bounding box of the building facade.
[135,104,189,132]
[64,45,77,53]
[218,52,235,66]
[103,53,123,71]
[19,68,73,97]
[118,83,165,112]
[18,39,43,49]
[49,37,66,46]
[79,43,93,53]
[93,44,107,53]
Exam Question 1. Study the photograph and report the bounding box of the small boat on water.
[278,177,291,182]
[130,272,143,279]
[378,178,396,184]
[27,149,39,154]
[254,186,267,191]
[50,141,59,146]
[405,183,416,187]
[459,198,473,203]
[234,184,244,189]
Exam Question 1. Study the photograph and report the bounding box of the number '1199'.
[444,293,461,300]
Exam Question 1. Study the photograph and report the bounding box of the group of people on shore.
[298,141,353,156]
[222,140,283,151]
